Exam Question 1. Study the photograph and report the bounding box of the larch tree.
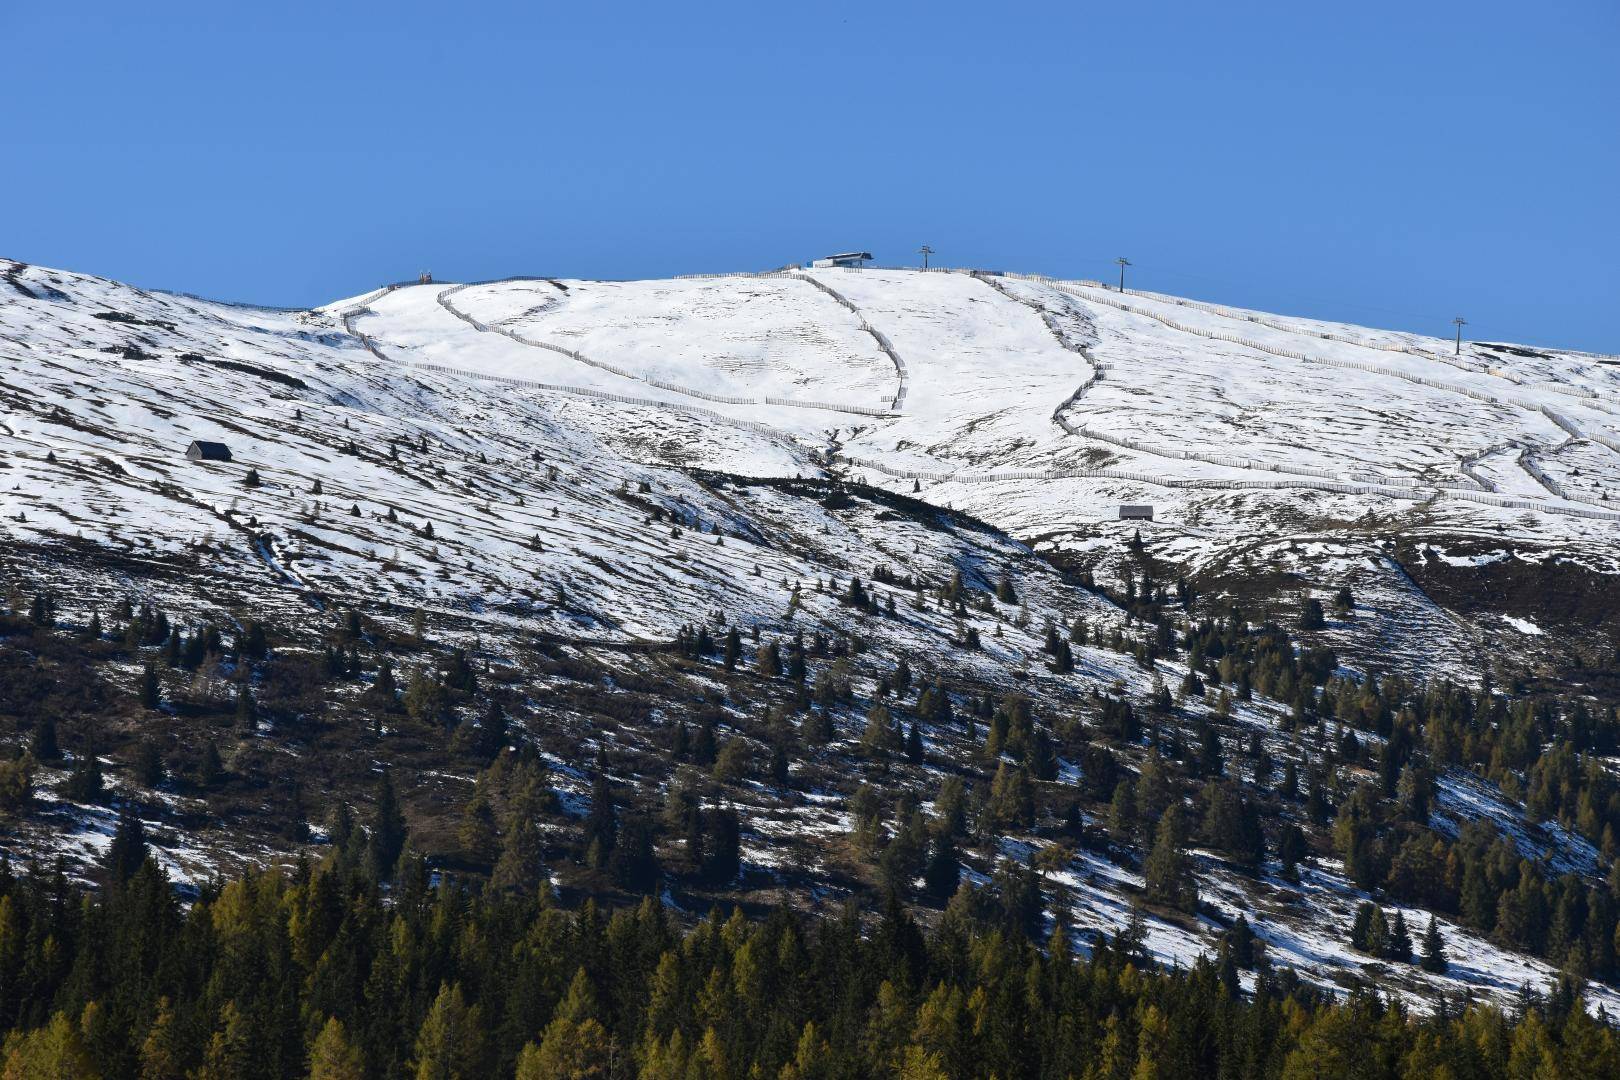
[308,1017,366,1080]
[410,983,484,1080]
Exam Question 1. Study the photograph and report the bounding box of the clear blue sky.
[6,1,1617,351]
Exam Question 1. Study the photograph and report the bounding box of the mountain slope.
[3,255,1618,1017]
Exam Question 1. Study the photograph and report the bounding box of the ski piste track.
[332,270,1620,525]
[436,277,899,418]
[969,272,1471,496]
[1061,283,1620,463]
[787,271,910,410]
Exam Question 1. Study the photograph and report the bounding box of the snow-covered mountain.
[9,257,1615,673]
[3,255,1618,1015]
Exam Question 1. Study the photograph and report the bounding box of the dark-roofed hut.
[186,440,233,462]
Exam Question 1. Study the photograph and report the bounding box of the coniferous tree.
[309,1016,367,1080]
[27,592,56,628]
[1277,822,1308,880]
[403,667,450,727]
[700,808,741,885]
[582,767,618,868]
[410,983,483,1080]
[905,722,924,764]
[1420,915,1449,973]
[195,1000,252,1080]
[985,762,1035,830]
[28,717,59,762]
[194,740,224,788]
[1,1013,98,1078]
[139,997,183,1080]
[1108,780,1138,841]
[459,792,499,866]
[1143,804,1197,912]
[995,574,1017,604]
[490,802,545,894]
[1299,596,1326,631]
[368,769,407,880]
[923,834,961,902]
[861,704,900,758]
[608,814,659,894]
[64,752,106,804]
[1224,913,1259,969]
[103,803,148,885]
[139,661,161,709]
[474,699,509,761]
[132,738,164,788]
[234,683,257,732]
[1388,910,1414,963]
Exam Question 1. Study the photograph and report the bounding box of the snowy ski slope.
[8,254,1618,659]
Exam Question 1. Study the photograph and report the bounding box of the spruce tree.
[368,769,407,880]
[1350,901,1376,952]
[905,722,924,764]
[474,699,508,761]
[1387,910,1413,962]
[995,574,1017,604]
[139,662,161,710]
[458,793,499,866]
[1142,805,1197,912]
[234,684,256,732]
[923,834,961,901]
[491,796,545,894]
[1419,915,1448,973]
[1299,597,1326,631]
[582,767,618,867]
[28,717,60,762]
[133,738,164,788]
[195,740,223,788]
[103,803,149,885]
[64,753,106,804]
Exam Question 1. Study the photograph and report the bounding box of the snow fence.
[790,272,909,410]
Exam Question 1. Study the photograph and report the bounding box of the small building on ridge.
[811,251,873,268]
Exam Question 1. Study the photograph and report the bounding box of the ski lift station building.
[811,251,873,268]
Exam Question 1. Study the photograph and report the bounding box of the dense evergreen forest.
[3,845,1620,1079]
[5,535,1620,1078]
